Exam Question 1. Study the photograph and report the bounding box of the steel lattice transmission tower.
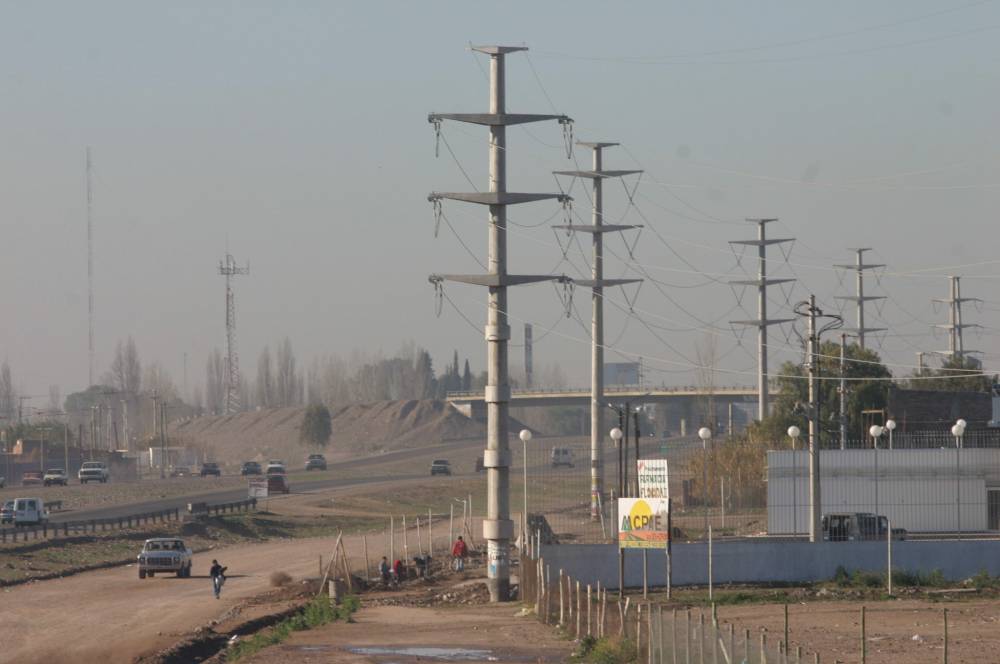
[933,275,981,361]
[729,219,794,420]
[833,248,885,349]
[428,44,572,603]
[219,254,249,414]
[553,142,641,521]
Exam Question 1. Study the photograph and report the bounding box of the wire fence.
[520,430,1000,544]
[520,550,981,663]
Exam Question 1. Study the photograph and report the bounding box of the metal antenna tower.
[933,275,981,361]
[219,254,249,414]
[429,44,572,602]
[553,141,641,521]
[729,219,794,420]
[86,147,95,386]
[833,248,885,349]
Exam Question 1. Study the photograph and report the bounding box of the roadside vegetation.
[224,595,359,661]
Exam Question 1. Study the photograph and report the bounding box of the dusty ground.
[718,598,1000,664]
[242,602,571,664]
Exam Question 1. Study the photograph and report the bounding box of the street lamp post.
[952,420,966,536]
[698,427,712,537]
[869,425,884,518]
[519,429,532,548]
[788,426,801,537]
[885,419,896,450]
[610,426,624,598]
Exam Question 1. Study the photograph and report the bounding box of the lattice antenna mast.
[219,254,249,414]
[933,275,981,361]
[553,141,641,521]
[833,248,885,349]
[86,147,95,387]
[428,45,573,603]
[729,219,794,420]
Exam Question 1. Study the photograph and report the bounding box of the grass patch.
[225,595,359,661]
[572,636,637,664]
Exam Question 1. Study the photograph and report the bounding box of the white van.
[13,497,48,527]
[550,447,574,468]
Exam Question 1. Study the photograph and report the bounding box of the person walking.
[210,559,228,599]
[451,535,467,572]
[379,556,391,585]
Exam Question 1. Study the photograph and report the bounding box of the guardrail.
[445,385,758,399]
[0,498,257,545]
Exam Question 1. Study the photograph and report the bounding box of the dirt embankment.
[170,399,524,463]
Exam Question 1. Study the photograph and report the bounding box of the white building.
[767,448,1000,534]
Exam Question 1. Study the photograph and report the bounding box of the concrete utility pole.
[152,392,164,479]
[553,142,641,521]
[933,276,981,361]
[121,399,129,454]
[806,296,821,542]
[524,324,533,388]
[833,248,885,350]
[839,333,848,450]
[219,254,249,414]
[86,146,95,387]
[428,45,573,602]
[729,219,794,420]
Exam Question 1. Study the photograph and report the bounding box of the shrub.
[269,571,293,587]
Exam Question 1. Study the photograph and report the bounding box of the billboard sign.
[637,459,669,499]
[248,480,268,499]
[617,497,670,548]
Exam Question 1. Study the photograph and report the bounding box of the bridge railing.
[446,385,756,399]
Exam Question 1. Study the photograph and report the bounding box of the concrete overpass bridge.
[447,385,759,434]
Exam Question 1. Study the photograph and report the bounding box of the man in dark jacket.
[210,559,228,599]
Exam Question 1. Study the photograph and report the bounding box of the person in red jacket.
[451,535,468,571]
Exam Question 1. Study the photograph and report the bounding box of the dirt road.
[0,534,348,664]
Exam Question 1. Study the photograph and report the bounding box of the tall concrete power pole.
[553,142,640,521]
[428,45,572,602]
[729,219,794,420]
[806,296,821,542]
[934,276,981,361]
[833,248,885,350]
[86,147,95,387]
[219,254,249,414]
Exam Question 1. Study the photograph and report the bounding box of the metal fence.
[520,430,1000,545]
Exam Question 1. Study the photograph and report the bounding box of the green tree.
[908,355,995,392]
[300,403,332,448]
[772,340,893,440]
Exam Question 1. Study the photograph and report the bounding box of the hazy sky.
[2,1,999,400]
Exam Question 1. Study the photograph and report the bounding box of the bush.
[269,571,292,587]
[226,595,359,661]
[572,637,636,664]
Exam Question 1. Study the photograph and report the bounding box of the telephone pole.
[833,248,885,350]
[428,45,573,602]
[553,142,640,521]
[933,276,981,361]
[806,297,821,542]
[524,324,533,388]
[729,219,794,420]
[219,254,250,414]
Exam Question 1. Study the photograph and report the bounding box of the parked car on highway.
[200,462,222,477]
[241,461,262,476]
[13,497,48,527]
[267,474,290,494]
[430,459,452,476]
[265,462,286,476]
[137,538,193,579]
[43,468,69,486]
[1,500,14,524]
[22,471,43,486]
[305,454,327,471]
[78,461,109,484]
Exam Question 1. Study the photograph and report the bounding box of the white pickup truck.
[137,538,193,579]
[78,461,109,484]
